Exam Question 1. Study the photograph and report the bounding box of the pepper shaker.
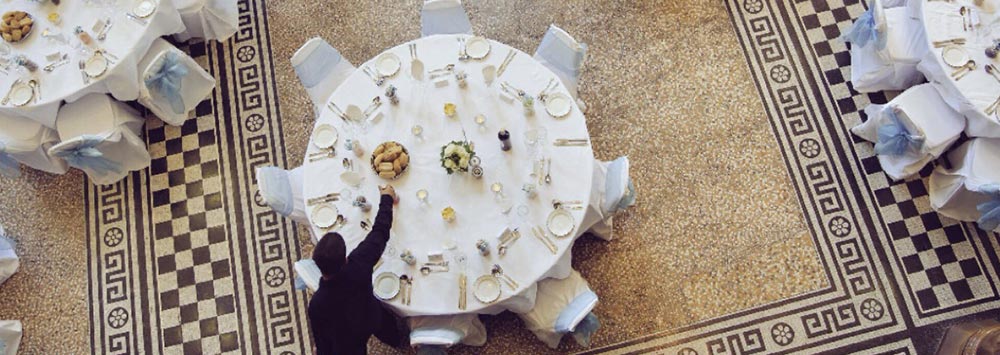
[74,26,93,46]
[476,240,490,256]
[385,85,399,105]
[353,196,372,212]
[498,129,512,151]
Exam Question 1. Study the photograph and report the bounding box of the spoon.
[27,80,38,102]
[544,158,552,184]
[953,60,976,80]
[961,7,968,31]
[987,64,1000,82]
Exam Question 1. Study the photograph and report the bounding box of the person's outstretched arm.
[344,186,396,283]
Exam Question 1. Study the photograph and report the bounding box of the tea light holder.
[474,114,487,128]
[441,206,456,222]
[444,103,457,118]
[416,189,429,204]
[411,125,424,137]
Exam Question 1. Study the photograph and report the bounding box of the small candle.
[416,189,428,202]
[441,206,456,222]
[474,114,486,126]
[411,125,423,136]
[491,182,503,194]
[444,103,456,118]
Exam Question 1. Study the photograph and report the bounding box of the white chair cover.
[139,38,217,126]
[293,258,322,292]
[929,138,1000,228]
[408,314,487,348]
[50,94,149,185]
[255,166,308,224]
[534,25,587,100]
[845,0,927,93]
[173,0,239,42]
[0,115,67,176]
[852,84,965,180]
[420,0,473,37]
[291,38,356,116]
[0,226,19,288]
[581,156,636,240]
[516,270,600,349]
[0,320,22,355]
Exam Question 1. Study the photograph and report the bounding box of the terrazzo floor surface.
[0,0,997,354]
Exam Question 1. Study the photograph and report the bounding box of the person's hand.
[379,185,398,204]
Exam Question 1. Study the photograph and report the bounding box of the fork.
[457,37,470,61]
[78,60,90,84]
[363,66,384,86]
[363,96,382,119]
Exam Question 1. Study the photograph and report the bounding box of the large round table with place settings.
[916,0,1000,136]
[0,0,184,128]
[301,34,594,316]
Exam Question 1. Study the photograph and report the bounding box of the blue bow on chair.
[54,136,121,176]
[841,7,887,50]
[0,142,20,178]
[144,52,189,115]
[976,184,1000,232]
[874,109,924,156]
[570,312,601,348]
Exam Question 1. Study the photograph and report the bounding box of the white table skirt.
[302,34,594,317]
[0,0,184,128]
[916,0,1000,137]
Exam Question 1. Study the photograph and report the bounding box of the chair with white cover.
[173,0,239,42]
[0,115,67,177]
[409,314,487,353]
[49,94,150,185]
[138,38,217,126]
[420,0,473,37]
[580,156,636,241]
[0,226,19,288]
[293,258,322,292]
[0,320,22,355]
[534,25,588,110]
[256,166,308,224]
[851,84,964,181]
[291,38,356,116]
[929,138,1000,232]
[516,270,601,349]
[842,0,927,92]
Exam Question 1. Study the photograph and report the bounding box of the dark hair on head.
[313,233,346,276]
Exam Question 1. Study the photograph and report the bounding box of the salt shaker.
[476,240,490,256]
[385,85,399,105]
[74,26,93,46]
[353,196,372,212]
[498,129,512,151]
[14,55,37,72]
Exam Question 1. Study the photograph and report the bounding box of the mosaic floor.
[0,0,996,354]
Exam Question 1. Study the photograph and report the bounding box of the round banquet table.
[0,0,184,128]
[302,34,594,317]
[917,0,1000,136]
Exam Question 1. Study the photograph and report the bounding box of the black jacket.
[308,195,394,355]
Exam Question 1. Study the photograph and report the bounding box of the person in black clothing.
[309,185,404,355]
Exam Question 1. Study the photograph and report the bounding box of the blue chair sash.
[976,184,1000,232]
[0,142,20,178]
[294,42,342,89]
[874,109,924,156]
[145,52,190,115]
[841,7,887,50]
[570,312,601,348]
[415,345,448,355]
[554,289,598,333]
[54,136,122,176]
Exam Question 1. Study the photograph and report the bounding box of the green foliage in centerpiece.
[440,141,476,174]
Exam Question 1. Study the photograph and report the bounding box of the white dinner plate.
[474,275,501,303]
[376,53,401,77]
[373,272,400,300]
[544,93,572,118]
[85,54,108,78]
[312,124,338,149]
[547,208,575,238]
[133,0,157,18]
[941,46,969,68]
[466,36,491,59]
[312,203,339,229]
[7,82,33,107]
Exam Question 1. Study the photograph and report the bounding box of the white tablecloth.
[302,34,594,316]
[917,0,1000,136]
[0,0,184,128]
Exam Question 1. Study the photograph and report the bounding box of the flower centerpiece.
[440,141,475,174]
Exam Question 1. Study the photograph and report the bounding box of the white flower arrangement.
[440,141,476,174]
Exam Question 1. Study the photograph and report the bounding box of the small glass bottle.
[353,196,372,212]
[498,129,512,151]
[74,26,93,46]
[385,85,398,105]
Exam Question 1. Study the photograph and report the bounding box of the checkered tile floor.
[795,0,998,315]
